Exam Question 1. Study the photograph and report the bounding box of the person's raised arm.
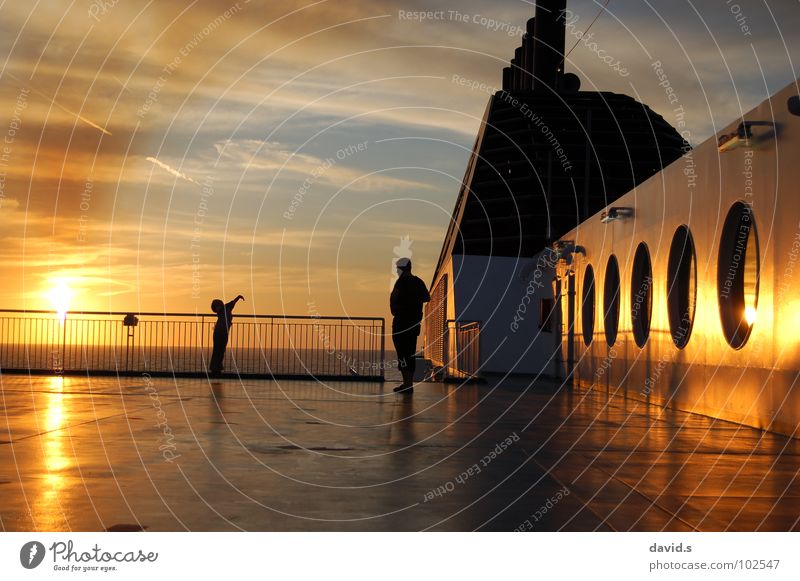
[226,294,245,310]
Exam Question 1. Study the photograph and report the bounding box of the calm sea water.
[0,344,401,381]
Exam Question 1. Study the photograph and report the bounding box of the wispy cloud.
[5,72,112,136]
[214,138,435,192]
[145,156,200,185]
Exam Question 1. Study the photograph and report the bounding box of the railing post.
[57,313,66,375]
[444,320,451,381]
[455,321,461,377]
[125,325,132,373]
[379,318,385,381]
[477,323,482,379]
[200,314,205,373]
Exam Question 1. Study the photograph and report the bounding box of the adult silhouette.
[390,258,430,393]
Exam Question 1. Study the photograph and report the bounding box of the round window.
[631,243,653,348]
[604,255,620,346]
[582,265,595,346]
[667,225,697,349]
[718,202,759,349]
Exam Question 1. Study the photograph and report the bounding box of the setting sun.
[45,280,74,321]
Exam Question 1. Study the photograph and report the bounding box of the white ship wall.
[435,252,561,376]
[556,80,800,437]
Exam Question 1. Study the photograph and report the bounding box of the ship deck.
[1,374,798,531]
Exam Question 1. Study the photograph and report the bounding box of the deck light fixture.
[718,122,752,152]
[552,240,586,266]
[718,121,774,152]
[600,207,633,223]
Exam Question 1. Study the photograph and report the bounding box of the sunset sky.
[1,0,798,322]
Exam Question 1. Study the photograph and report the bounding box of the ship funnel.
[520,18,535,91]
[500,1,571,93]
[533,0,567,92]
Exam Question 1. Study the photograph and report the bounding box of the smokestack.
[521,18,535,91]
[502,66,512,91]
[514,47,523,90]
[533,0,567,92]
[520,39,529,90]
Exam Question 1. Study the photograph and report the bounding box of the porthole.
[666,225,697,349]
[718,202,759,349]
[603,255,620,346]
[631,243,653,348]
[582,265,595,346]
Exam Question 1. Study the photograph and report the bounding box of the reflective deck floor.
[1,374,799,531]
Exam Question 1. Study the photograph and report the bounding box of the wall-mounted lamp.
[600,207,634,224]
[552,240,586,265]
[718,121,774,152]
[718,122,752,152]
[553,240,574,252]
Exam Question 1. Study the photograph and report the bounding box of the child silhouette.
[209,294,244,375]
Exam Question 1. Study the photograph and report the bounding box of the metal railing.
[0,310,386,381]
[424,274,447,368]
[442,319,482,381]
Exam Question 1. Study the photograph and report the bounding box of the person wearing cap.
[390,258,430,393]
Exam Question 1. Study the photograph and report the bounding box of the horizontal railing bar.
[0,309,383,322]
[0,368,384,382]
